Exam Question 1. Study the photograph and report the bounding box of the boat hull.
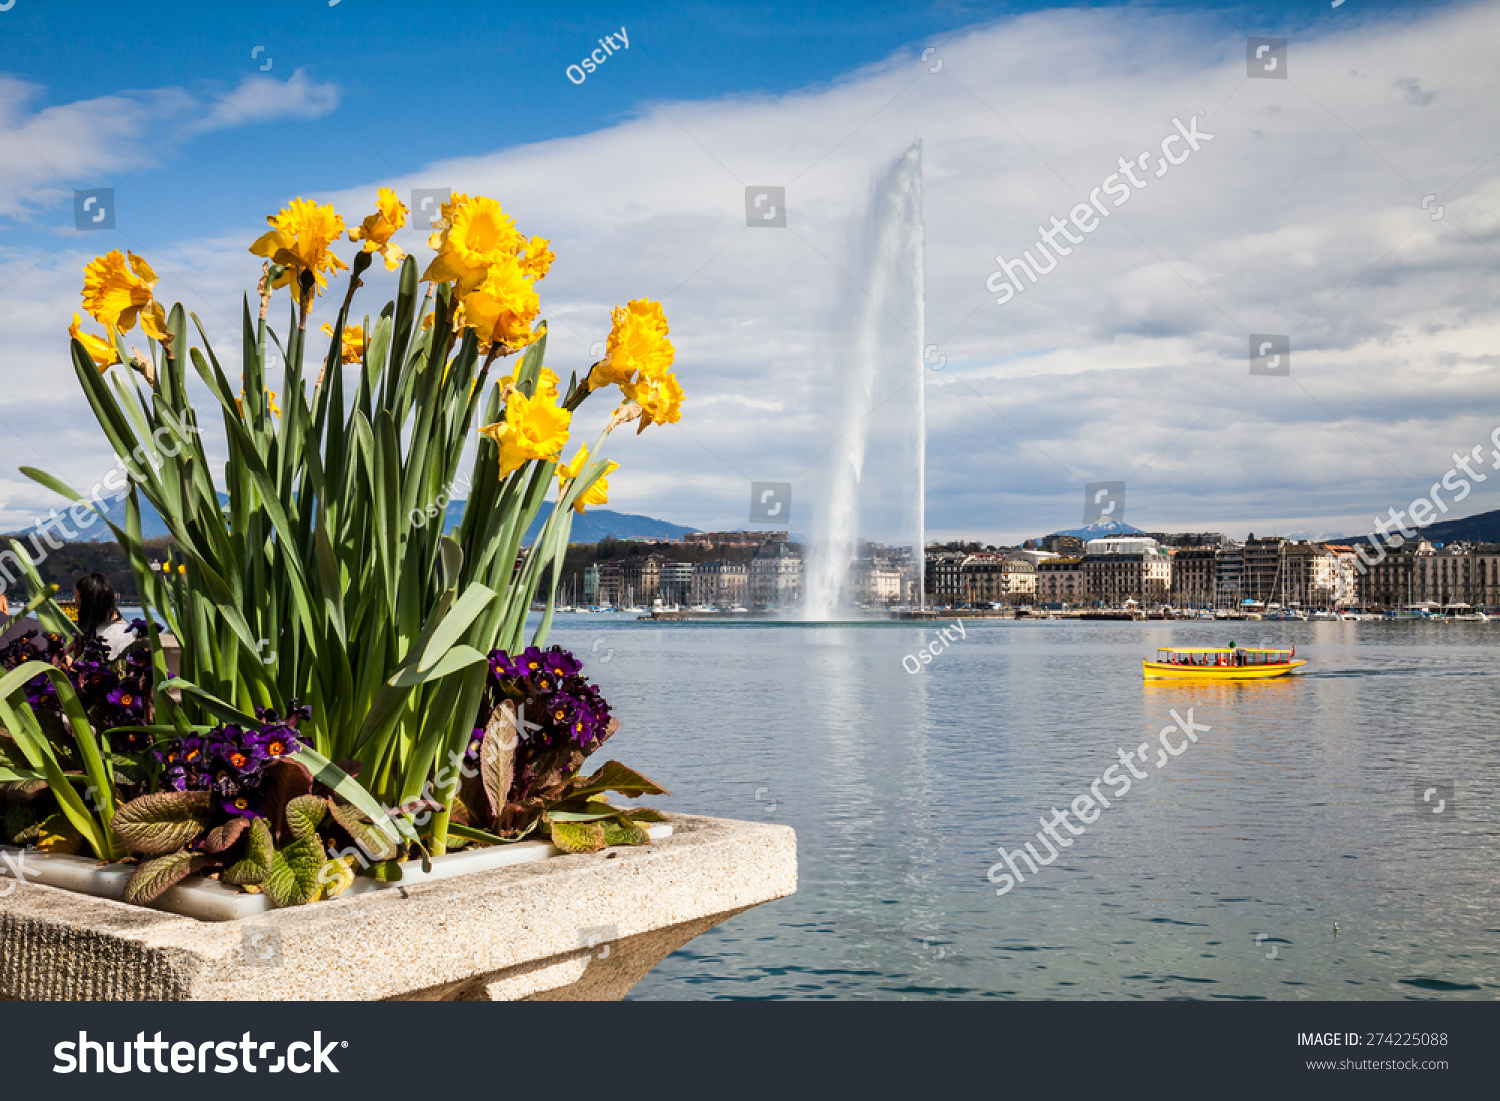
[1142,659,1306,680]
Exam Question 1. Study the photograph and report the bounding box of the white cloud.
[0,71,340,220]
[3,3,1499,547]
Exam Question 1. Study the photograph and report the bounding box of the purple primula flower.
[542,646,582,678]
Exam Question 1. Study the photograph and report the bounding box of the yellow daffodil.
[347,187,407,271]
[80,251,170,342]
[457,255,542,353]
[499,366,560,402]
[556,443,618,513]
[622,370,684,432]
[589,299,674,391]
[422,193,520,295]
[249,198,348,297]
[477,388,571,479]
[321,322,366,364]
[520,235,554,282]
[68,312,120,371]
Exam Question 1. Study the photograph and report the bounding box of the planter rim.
[0,824,672,923]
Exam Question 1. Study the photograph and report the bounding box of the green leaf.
[124,851,214,906]
[568,760,670,801]
[359,860,406,882]
[291,747,409,849]
[385,644,488,688]
[111,791,214,856]
[601,816,651,847]
[283,794,328,842]
[545,801,626,823]
[262,836,326,908]
[549,819,607,854]
[222,817,275,886]
[446,819,539,846]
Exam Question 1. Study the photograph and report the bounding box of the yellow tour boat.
[1143,646,1306,679]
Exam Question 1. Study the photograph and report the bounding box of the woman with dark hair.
[74,573,134,660]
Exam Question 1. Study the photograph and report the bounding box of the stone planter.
[0,813,795,1001]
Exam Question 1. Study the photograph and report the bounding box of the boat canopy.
[1155,647,1290,654]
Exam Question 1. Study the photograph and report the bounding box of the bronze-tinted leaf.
[201,817,249,854]
[111,791,214,855]
[124,851,214,906]
[260,759,313,844]
[480,702,516,823]
[328,800,397,862]
[570,760,669,800]
[624,807,669,823]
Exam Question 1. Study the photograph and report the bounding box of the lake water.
[543,615,1500,1000]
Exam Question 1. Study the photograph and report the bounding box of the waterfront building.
[1282,541,1343,608]
[1036,556,1084,603]
[659,561,694,607]
[852,558,903,605]
[1081,537,1171,605]
[925,552,968,605]
[1170,546,1217,608]
[1215,543,1244,607]
[750,542,803,608]
[691,560,748,607]
[956,554,1036,605]
[1242,536,1286,604]
[1359,538,1421,607]
[618,554,664,606]
[593,563,625,607]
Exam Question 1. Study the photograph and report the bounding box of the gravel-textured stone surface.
[0,814,796,1001]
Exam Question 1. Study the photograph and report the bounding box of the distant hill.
[1344,506,1500,546]
[31,492,694,548]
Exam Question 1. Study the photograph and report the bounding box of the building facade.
[750,542,803,608]
[691,560,748,607]
[1081,538,1172,605]
[1170,546,1217,607]
[1036,557,1085,603]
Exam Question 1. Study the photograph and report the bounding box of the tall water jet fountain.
[803,142,926,619]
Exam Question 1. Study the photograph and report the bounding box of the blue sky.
[1,0,1494,545]
[0,0,1427,246]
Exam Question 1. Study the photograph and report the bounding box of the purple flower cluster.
[483,645,611,753]
[155,703,309,818]
[0,629,67,713]
[72,622,154,741]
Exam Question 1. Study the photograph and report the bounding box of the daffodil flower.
[477,388,571,479]
[68,312,120,371]
[249,198,348,297]
[556,443,618,513]
[347,187,408,271]
[80,251,170,342]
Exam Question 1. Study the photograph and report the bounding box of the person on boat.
[72,573,135,660]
